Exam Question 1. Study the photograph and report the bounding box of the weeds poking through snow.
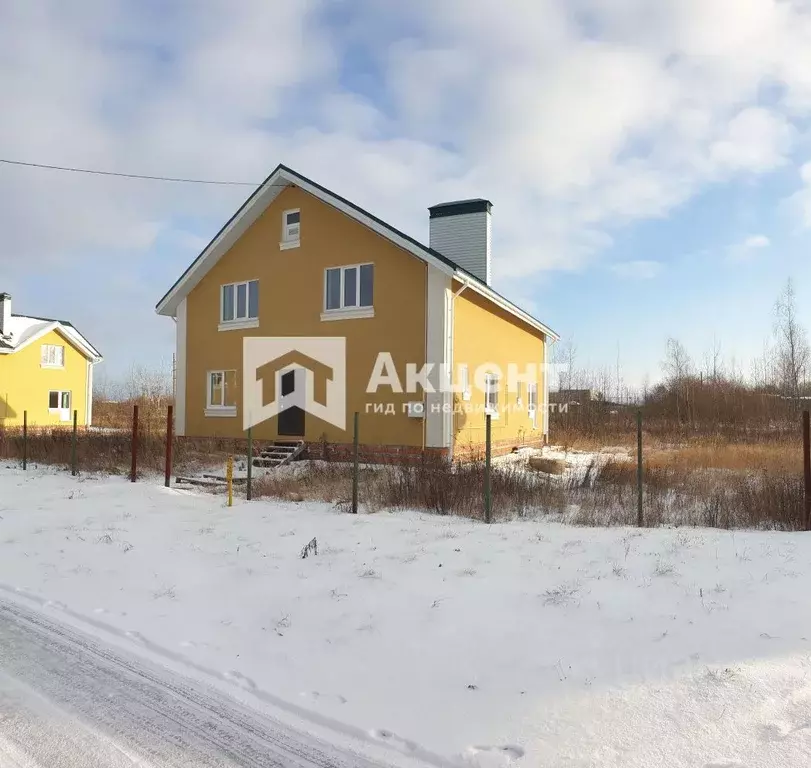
[300,537,318,559]
[704,666,737,684]
[653,560,675,577]
[358,567,380,579]
[611,562,627,578]
[543,583,581,606]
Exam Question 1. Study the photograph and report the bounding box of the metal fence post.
[130,404,138,483]
[484,413,492,524]
[71,410,78,476]
[352,412,359,514]
[246,426,253,501]
[637,409,644,527]
[22,410,27,470]
[803,410,810,531]
[226,455,234,507]
[165,404,173,488]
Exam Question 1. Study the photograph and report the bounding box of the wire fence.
[2,407,811,531]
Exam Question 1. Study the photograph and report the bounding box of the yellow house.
[0,293,103,428]
[156,165,558,460]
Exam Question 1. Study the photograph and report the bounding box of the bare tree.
[702,335,724,383]
[121,363,173,403]
[773,278,810,407]
[553,336,579,392]
[663,337,693,422]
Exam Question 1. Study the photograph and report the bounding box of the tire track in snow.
[0,598,395,767]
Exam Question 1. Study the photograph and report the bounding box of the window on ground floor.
[207,370,237,413]
[485,373,499,417]
[528,382,538,427]
[48,390,71,410]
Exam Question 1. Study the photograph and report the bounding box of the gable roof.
[155,164,559,340]
[0,314,102,361]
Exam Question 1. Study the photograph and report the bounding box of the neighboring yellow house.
[156,164,558,459]
[0,294,103,428]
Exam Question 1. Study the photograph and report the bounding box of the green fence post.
[246,426,253,501]
[484,413,492,524]
[637,409,643,527]
[22,410,27,470]
[352,412,359,514]
[71,409,78,476]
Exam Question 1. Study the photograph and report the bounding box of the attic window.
[41,344,65,368]
[281,209,300,249]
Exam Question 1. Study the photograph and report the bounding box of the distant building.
[0,293,103,427]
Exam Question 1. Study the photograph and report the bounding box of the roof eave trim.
[455,272,560,341]
[155,165,457,317]
[3,322,103,360]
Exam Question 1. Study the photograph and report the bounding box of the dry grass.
[644,441,801,473]
[0,426,247,477]
[255,452,807,531]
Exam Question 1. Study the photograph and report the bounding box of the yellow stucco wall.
[184,186,428,445]
[452,283,546,453]
[0,329,89,427]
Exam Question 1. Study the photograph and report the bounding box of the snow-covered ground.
[1,465,810,767]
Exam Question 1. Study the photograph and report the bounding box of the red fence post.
[130,404,139,483]
[165,405,173,488]
[803,410,810,531]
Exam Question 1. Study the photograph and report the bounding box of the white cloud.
[5,0,811,374]
[609,260,663,280]
[726,233,772,262]
[787,161,811,227]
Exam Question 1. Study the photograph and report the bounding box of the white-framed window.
[41,344,65,368]
[280,209,300,249]
[458,364,471,401]
[206,370,237,416]
[322,264,374,320]
[48,390,71,410]
[220,280,259,330]
[528,382,538,428]
[485,373,500,418]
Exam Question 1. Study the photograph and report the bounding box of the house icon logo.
[243,337,346,432]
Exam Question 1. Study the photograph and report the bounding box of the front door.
[59,391,72,422]
[278,370,305,436]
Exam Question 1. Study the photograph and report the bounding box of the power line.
[0,157,262,186]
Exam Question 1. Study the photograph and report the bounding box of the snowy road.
[0,598,388,768]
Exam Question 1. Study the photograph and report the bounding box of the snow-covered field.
[1,465,810,767]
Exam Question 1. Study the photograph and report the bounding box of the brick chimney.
[0,293,10,336]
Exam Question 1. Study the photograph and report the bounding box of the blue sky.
[3,0,811,392]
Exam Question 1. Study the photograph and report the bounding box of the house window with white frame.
[48,390,71,410]
[220,280,258,328]
[485,373,500,417]
[528,382,538,427]
[41,344,65,368]
[281,209,300,248]
[323,264,374,317]
[206,370,237,416]
[458,364,471,401]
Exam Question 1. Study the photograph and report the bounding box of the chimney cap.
[428,199,492,219]
[0,293,11,300]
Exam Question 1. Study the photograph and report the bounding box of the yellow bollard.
[226,455,233,507]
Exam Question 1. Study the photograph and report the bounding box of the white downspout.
[86,359,94,426]
[447,278,470,461]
